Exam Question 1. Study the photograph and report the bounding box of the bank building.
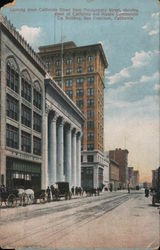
[0,16,84,190]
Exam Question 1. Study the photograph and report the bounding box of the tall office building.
[38,41,108,188]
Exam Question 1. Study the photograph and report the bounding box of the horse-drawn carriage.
[54,182,72,200]
[34,189,47,203]
[0,187,34,207]
[0,187,19,207]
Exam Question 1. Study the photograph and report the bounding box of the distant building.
[103,152,110,189]
[133,170,140,188]
[128,167,134,188]
[152,167,160,189]
[109,159,120,191]
[38,41,108,189]
[109,148,129,189]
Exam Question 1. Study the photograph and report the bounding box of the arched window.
[6,57,19,93]
[33,81,42,110]
[21,70,32,103]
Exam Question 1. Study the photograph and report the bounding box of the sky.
[2,0,159,182]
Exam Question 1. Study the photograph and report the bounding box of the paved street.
[0,191,159,249]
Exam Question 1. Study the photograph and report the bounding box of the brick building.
[109,159,120,191]
[109,148,129,189]
[128,167,134,189]
[133,170,140,188]
[38,41,108,189]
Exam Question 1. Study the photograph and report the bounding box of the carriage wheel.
[7,194,17,207]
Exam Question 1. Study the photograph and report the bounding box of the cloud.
[106,50,158,85]
[107,67,130,85]
[142,12,159,36]
[140,71,159,83]
[154,84,160,91]
[18,25,41,48]
[131,51,153,68]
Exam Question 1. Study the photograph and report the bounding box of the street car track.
[0,193,138,248]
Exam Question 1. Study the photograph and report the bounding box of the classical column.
[71,128,77,187]
[65,124,72,185]
[44,110,49,188]
[76,132,81,187]
[48,112,57,186]
[57,117,64,182]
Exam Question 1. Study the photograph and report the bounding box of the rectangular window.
[77,67,83,73]
[65,79,73,87]
[33,89,42,110]
[33,136,41,156]
[21,104,31,128]
[88,66,94,72]
[66,58,72,65]
[76,78,84,86]
[66,68,72,75]
[87,121,94,129]
[87,144,94,150]
[76,100,84,109]
[88,55,93,62]
[56,69,61,76]
[87,155,94,162]
[55,60,60,66]
[6,124,19,149]
[87,99,94,107]
[21,131,31,153]
[87,88,94,96]
[21,78,31,103]
[33,112,42,132]
[87,110,94,118]
[77,57,83,63]
[6,65,19,93]
[6,94,19,121]
[65,90,73,99]
[87,132,94,141]
[76,89,84,97]
[87,76,94,84]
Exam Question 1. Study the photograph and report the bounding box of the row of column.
[45,111,81,189]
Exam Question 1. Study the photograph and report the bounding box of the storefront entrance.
[6,157,41,190]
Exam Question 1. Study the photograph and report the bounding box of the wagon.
[0,187,19,207]
[34,189,47,203]
[55,182,72,200]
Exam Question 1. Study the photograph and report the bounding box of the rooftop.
[39,41,108,68]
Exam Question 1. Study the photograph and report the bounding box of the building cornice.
[0,15,46,75]
[45,76,85,123]
[39,42,108,69]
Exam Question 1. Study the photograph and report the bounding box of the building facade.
[38,41,108,189]
[109,148,129,189]
[45,77,85,188]
[133,170,140,188]
[109,159,120,191]
[128,167,134,189]
[0,15,46,190]
[0,16,84,190]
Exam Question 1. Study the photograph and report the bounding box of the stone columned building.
[0,16,84,190]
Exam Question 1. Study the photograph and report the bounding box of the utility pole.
[61,20,63,89]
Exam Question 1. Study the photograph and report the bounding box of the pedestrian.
[46,186,51,202]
